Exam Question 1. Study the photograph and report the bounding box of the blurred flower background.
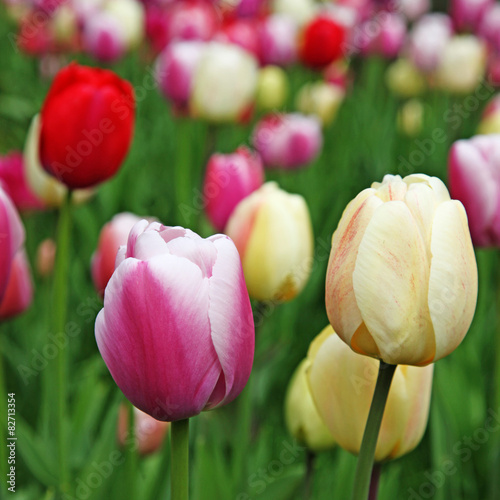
[1,0,500,499]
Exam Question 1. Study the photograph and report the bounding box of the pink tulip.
[91,212,143,296]
[117,403,169,455]
[82,12,127,62]
[0,152,44,211]
[252,113,323,169]
[166,0,218,43]
[236,0,267,17]
[399,0,430,22]
[478,4,500,52]
[448,135,500,246]
[155,41,205,111]
[487,53,500,87]
[215,18,261,60]
[0,188,24,301]
[258,14,298,67]
[203,147,264,231]
[95,221,255,421]
[145,5,170,52]
[0,250,33,320]
[451,0,492,32]
[357,12,406,58]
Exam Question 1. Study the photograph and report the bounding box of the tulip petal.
[325,188,382,347]
[95,255,222,421]
[166,236,218,279]
[428,200,478,362]
[353,201,435,365]
[206,235,254,408]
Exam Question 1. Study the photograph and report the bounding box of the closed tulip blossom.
[307,325,434,462]
[478,4,500,52]
[256,65,289,111]
[325,174,477,366]
[478,95,500,135]
[252,113,323,169]
[225,182,313,301]
[39,62,135,189]
[259,14,298,66]
[82,11,127,62]
[296,81,345,127]
[91,212,143,295]
[448,135,500,246]
[203,147,264,232]
[451,0,492,31]
[95,221,255,421]
[285,358,336,452]
[166,0,218,43]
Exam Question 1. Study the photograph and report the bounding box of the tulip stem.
[126,402,137,498]
[53,190,73,496]
[351,361,396,500]
[171,418,189,500]
[368,463,382,500]
[304,451,315,499]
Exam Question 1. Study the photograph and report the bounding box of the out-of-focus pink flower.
[145,5,170,52]
[36,238,56,278]
[324,60,350,89]
[95,221,255,422]
[258,14,298,66]
[82,12,127,63]
[448,135,500,247]
[407,13,453,72]
[167,0,219,43]
[215,18,261,59]
[399,0,430,22]
[451,0,493,32]
[203,147,264,231]
[0,152,44,212]
[155,41,205,111]
[487,52,500,87]
[91,212,143,296]
[357,12,406,58]
[0,187,24,302]
[478,4,500,52]
[252,113,323,169]
[235,0,268,18]
[117,404,169,455]
[0,250,33,320]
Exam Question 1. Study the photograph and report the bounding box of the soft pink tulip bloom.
[117,404,169,455]
[252,113,323,169]
[399,0,430,22]
[155,41,205,111]
[0,152,44,211]
[478,4,500,52]
[91,212,143,296]
[0,250,33,320]
[167,0,218,43]
[203,147,264,231]
[258,14,298,67]
[95,221,255,421]
[408,14,453,72]
[487,53,500,87]
[448,135,500,247]
[215,18,261,60]
[357,12,406,58]
[0,188,24,301]
[82,11,127,62]
[451,0,492,32]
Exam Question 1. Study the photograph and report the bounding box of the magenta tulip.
[451,0,492,32]
[95,221,255,421]
[203,147,264,232]
[478,4,500,52]
[82,12,127,63]
[259,14,298,67]
[252,113,323,169]
[448,135,500,246]
[0,187,25,301]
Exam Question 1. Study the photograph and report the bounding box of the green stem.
[53,190,73,496]
[171,419,189,500]
[0,338,6,495]
[176,118,193,227]
[126,402,137,498]
[148,427,171,500]
[351,362,397,500]
[368,463,382,500]
[304,451,315,500]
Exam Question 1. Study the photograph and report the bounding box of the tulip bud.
[435,35,486,94]
[256,66,288,111]
[167,0,218,43]
[451,0,492,32]
[225,182,313,301]
[285,358,335,452]
[24,115,93,207]
[36,238,56,278]
[0,250,33,320]
[92,213,144,296]
[203,147,264,232]
[385,58,426,97]
[398,0,430,21]
[478,95,500,135]
[252,113,323,169]
[477,4,500,52]
[272,0,317,25]
[95,221,255,421]
[448,135,500,247]
[117,403,169,455]
[299,16,346,68]
[51,4,78,45]
[325,174,478,366]
[39,63,135,189]
[215,18,261,60]
[104,0,145,49]
[307,325,433,462]
[259,14,298,67]
[296,81,345,127]
[190,43,258,123]
[397,98,424,137]
[82,11,127,62]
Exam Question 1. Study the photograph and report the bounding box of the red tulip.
[39,63,135,189]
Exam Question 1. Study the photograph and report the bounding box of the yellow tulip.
[325,174,477,366]
[285,359,335,452]
[225,182,313,301]
[295,81,345,127]
[256,66,288,111]
[307,325,433,462]
[386,58,427,98]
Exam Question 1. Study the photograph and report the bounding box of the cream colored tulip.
[225,182,313,301]
[272,0,317,25]
[386,58,427,98]
[296,81,345,127]
[397,98,424,137]
[256,66,288,111]
[285,358,335,452]
[307,325,433,462]
[105,0,145,49]
[24,115,93,207]
[325,174,477,366]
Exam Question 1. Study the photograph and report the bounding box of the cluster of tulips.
[2,0,500,499]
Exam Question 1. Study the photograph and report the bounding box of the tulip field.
[1,1,500,500]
